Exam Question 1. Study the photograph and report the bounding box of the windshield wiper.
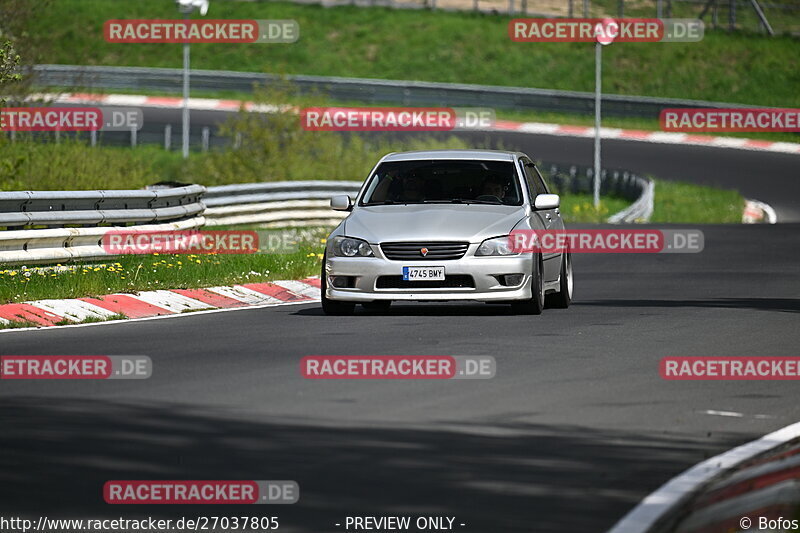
[362,200,395,206]
[422,199,465,204]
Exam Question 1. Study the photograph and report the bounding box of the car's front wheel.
[546,250,572,309]
[511,254,544,315]
[321,255,355,316]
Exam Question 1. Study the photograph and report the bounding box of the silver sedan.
[321,150,573,315]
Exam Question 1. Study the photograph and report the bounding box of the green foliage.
[0,40,21,106]
[190,82,470,184]
[31,0,800,107]
[651,180,744,223]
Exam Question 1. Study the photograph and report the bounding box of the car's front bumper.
[325,246,534,302]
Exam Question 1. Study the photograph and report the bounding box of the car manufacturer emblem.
[420,247,428,256]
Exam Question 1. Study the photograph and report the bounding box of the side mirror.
[534,194,560,210]
[330,195,352,211]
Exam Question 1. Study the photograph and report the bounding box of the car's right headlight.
[331,236,374,257]
[475,236,518,256]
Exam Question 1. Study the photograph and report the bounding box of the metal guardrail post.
[201,127,210,152]
[0,172,652,267]
[165,124,172,151]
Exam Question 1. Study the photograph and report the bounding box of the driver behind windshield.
[478,174,508,202]
[385,171,424,202]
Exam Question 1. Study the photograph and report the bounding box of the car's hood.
[344,204,527,243]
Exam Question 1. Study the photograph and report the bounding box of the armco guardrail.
[541,162,654,223]
[0,218,206,265]
[31,64,755,119]
[203,181,362,227]
[0,170,650,265]
[0,185,206,265]
[0,185,205,229]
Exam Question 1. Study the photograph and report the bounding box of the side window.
[531,164,551,195]
[519,160,548,202]
[526,162,549,196]
[519,160,537,202]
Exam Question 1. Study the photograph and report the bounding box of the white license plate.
[402,266,445,281]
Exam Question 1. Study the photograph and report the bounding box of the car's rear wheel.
[511,254,544,315]
[321,255,355,316]
[546,250,572,309]
[362,301,392,313]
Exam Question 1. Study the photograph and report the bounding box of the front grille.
[376,275,475,289]
[380,242,469,261]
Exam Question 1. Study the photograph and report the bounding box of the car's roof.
[381,150,524,162]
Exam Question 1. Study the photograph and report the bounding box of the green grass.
[0,132,472,190]
[0,139,184,190]
[54,313,126,326]
[31,0,800,107]
[559,193,630,223]
[553,179,743,223]
[0,246,324,306]
[651,179,744,223]
[0,318,39,329]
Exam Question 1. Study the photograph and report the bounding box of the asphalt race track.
[1,106,799,532]
[2,224,799,531]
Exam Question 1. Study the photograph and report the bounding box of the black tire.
[546,251,572,309]
[362,301,392,313]
[320,255,355,316]
[511,254,544,315]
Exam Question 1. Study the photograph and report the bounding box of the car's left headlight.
[475,236,518,256]
[331,236,374,257]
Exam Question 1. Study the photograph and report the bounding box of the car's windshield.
[359,160,523,206]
